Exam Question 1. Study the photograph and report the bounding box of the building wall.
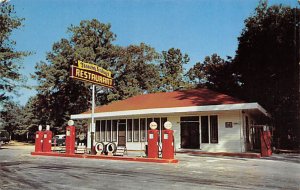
[87,110,246,152]
[199,111,243,152]
[167,111,243,152]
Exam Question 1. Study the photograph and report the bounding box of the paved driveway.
[0,146,299,190]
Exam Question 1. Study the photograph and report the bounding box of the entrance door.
[118,121,126,146]
[181,122,200,149]
[252,127,261,150]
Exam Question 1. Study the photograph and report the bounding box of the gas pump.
[162,121,174,159]
[35,125,44,152]
[147,122,159,158]
[261,126,272,157]
[66,120,76,154]
[42,125,52,152]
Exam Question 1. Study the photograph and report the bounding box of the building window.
[161,117,167,130]
[210,115,218,143]
[140,118,146,142]
[95,120,100,142]
[153,118,160,141]
[112,120,117,142]
[100,120,106,142]
[154,118,160,130]
[161,117,167,143]
[181,116,199,122]
[133,119,139,142]
[106,120,111,142]
[201,116,209,143]
[94,117,168,143]
[246,116,250,143]
[127,119,133,142]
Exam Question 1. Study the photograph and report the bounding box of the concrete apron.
[31,152,179,164]
[176,149,261,158]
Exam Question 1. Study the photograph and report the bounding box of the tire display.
[95,142,105,154]
[106,142,117,154]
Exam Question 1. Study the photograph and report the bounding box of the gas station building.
[71,88,269,153]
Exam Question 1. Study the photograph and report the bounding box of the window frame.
[209,115,218,144]
[133,119,140,142]
[127,119,133,142]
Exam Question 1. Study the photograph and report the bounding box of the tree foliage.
[234,1,299,148]
[108,43,160,101]
[159,48,190,91]
[187,54,241,96]
[0,101,22,137]
[32,20,116,131]
[32,19,161,132]
[0,2,29,103]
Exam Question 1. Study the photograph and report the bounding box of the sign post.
[70,60,113,154]
[91,84,95,153]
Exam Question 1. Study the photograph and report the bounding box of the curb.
[31,152,178,163]
[177,151,261,158]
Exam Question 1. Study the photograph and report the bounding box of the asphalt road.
[0,146,299,190]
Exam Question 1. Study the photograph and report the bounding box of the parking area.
[0,145,299,190]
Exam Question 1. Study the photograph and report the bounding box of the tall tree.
[159,48,190,91]
[19,96,41,133]
[107,43,160,101]
[0,101,23,139]
[187,54,241,97]
[33,19,161,131]
[234,1,299,148]
[0,1,30,104]
[33,19,116,131]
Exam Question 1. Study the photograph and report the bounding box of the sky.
[9,0,298,105]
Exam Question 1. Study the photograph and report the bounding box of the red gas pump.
[35,125,43,152]
[162,121,174,160]
[260,126,272,157]
[66,120,76,154]
[42,125,52,152]
[147,122,159,158]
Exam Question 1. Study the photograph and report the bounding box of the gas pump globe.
[147,121,159,158]
[162,121,174,159]
[164,121,172,129]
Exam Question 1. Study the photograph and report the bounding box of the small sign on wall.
[225,122,233,128]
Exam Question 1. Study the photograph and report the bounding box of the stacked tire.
[95,142,105,154]
[95,142,117,155]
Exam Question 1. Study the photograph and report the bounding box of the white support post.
[91,85,95,148]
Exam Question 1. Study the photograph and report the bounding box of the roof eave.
[71,103,269,120]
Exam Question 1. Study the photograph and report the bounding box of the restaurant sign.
[70,60,113,88]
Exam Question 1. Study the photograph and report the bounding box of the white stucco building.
[71,88,269,153]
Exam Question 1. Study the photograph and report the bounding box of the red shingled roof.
[83,88,244,114]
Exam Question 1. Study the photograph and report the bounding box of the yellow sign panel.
[77,60,111,78]
[70,64,113,88]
